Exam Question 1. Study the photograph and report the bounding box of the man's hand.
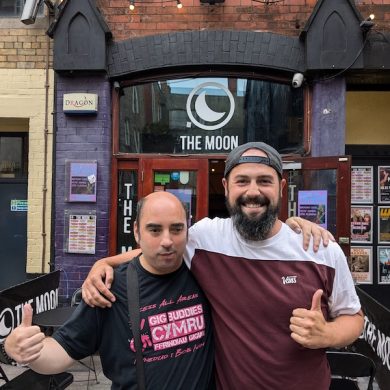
[286,216,335,252]
[82,259,116,308]
[5,304,45,365]
[289,289,329,349]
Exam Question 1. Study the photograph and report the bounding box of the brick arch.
[108,30,305,79]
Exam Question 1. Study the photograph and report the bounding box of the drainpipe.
[41,9,52,273]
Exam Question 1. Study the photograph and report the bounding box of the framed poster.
[378,206,390,244]
[297,190,327,229]
[350,205,373,243]
[66,160,97,202]
[377,246,390,284]
[350,246,373,284]
[351,166,373,204]
[65,211,96,254]
[378,166,390,203]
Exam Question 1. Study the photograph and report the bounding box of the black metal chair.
[0,365,9,383]
[0,369,73,389]
[326,350,376,390]
[70,288,99,386]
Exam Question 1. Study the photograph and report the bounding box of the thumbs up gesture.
[4,304,45,365]
[289,289,328,349]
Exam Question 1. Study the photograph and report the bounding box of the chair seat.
[330,377,360,390]
[0,369,73,390]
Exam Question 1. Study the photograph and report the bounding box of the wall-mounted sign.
[66,160,97,202]
[65,212,96,254]
[63,93,98,114]
[10,199,28,212]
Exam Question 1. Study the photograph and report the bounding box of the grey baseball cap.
[224,142,283,178]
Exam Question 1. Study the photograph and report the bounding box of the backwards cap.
[224,141,283,178]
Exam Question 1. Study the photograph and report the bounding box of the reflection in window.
[119,77,304,154]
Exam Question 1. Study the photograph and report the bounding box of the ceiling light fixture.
[177,0,183,9]
[129,0,135,11]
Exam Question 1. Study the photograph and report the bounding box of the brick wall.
[0,17,54,275]
[0,19,53,69]
[96,0,389,41]
[54,74,112,300]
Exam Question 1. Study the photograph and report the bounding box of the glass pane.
[0,0,43,18]
[119,77,304,154]
[0,136,24,178]
[153,170,197,227]
[287,169,337,236]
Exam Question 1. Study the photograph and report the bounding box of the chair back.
[326,351,376,390]
[71,288,82,307]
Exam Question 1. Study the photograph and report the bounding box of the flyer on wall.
[378,206,390,244]
[350,246,373,284]
[350,205,373,243]
[378,246,390,284]
[378,166,390,203]
[351,166,373,203]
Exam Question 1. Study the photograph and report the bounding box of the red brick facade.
[96,0,389,41]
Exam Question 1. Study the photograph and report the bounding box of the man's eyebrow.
[145,223,162,229]
[170,223,185,228]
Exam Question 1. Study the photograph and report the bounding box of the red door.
[281,156,351,258]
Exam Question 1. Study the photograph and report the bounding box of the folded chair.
[0,369,73,390]
[326,350,376,390]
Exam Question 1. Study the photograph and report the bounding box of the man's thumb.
[310,289,323,311]
[21,304,33,327]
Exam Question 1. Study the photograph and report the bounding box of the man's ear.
[222,177,228,197]
[134,221,140,244]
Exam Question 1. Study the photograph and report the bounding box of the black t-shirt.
[53,257,214,389]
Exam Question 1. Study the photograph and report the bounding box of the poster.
[350,205,373,243]
[350,246,372,284]
[297,190,327,229]
[67,161,97,202]
[351,166,373,203]
[66,213,96,254]
[167,188,193,227]
[378,166,390,203]
[378,206,390,244]
[378,246,390,284]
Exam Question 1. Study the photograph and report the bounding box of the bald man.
[3,192,214,389]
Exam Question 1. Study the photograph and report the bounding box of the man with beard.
[82,142,363,390]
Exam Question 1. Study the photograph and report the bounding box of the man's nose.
[246,180,261,196]
[160,232,173,247]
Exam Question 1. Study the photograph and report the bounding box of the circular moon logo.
[0,308,14,341]
[186,82,235,131]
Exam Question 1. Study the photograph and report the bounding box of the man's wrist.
[0,340,16,366]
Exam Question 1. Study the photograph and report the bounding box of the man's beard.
[226,194,280,241]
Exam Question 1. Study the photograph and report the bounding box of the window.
[0,133,28,179]
[0,0,43,18]
[119,76,304,154]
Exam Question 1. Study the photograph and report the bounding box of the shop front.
[46,0,389,303]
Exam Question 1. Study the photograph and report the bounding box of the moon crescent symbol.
[0,310,12,338]
[195,91,225,122]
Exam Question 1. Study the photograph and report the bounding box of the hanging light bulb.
[129,0,135,11]
[177,0,183,9]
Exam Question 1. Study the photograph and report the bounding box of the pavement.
[1,356,381,389]
[1,355,111,389]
